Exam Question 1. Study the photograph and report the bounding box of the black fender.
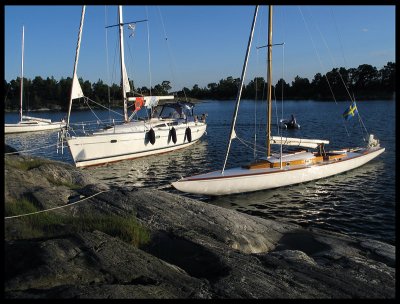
[185,127,192,143]
[147,128,156,145]
[169,127,177,144]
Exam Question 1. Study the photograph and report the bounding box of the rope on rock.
[5,190,108,220]
[4,142,59,155]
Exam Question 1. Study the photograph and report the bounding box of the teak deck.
[244,152,346,169]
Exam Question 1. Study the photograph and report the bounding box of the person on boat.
[288,114,296,128]
[152,108,158,118]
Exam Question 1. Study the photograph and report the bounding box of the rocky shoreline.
[4,147,395,299]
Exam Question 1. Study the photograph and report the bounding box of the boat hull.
[172,147,385,195]
[4,122,66,134]
[67,122,207,167]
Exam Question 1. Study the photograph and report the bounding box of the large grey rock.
[5,231,210,299]
[4,153,395,298]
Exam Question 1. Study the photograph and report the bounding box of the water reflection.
[4,100,395,245]
[203,161,393,244]
[5,130,73,163]
[84,139,209,190]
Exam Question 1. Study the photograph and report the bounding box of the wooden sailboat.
[63,6,207,168]
[5,26,66,134]
[172,5,385,196]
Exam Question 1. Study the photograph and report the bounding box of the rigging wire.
[111,28,119,98]
[221,5,259,173]
[298,6,353,139]
[157,6,188,100]
[281,43,285,131]
[104,10,120,108]
[104,6,112,122]
[307,7,370,142]
[236,134,268,154]
[315,24,354,103]
[253,7,264,161]
[144,6,152,121]
[146,6,152,95]
[84,96,125,118]
[125,31,136,91]
[298,7,338,105]
[123,7,151,120]
[279,7,286,136]
[84,97,103,123]
[330,9,350,72]
[329,8,370,140]
[252,6,268,160]
[254,50,259,160]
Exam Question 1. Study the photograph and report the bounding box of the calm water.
[4,99,396,245]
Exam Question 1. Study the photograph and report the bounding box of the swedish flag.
[343,101,358,120]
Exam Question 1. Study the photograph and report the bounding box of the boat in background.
[172,5,384,196]
[279,114,300,129]
[5,26,66,134]
[62,6,207,168]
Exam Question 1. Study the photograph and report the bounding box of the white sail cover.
[230,129,237,140]
[270,136,329,149]
[71,72,84,99]
[22,115,52,123]
[122,64,131,93]
[129,95,174,108]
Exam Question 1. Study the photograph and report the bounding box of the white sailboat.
[5,26,66,134]
[63,6,207,168]
[172,5,385,196]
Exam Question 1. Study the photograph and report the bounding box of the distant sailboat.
[5,26,66,134]
[172,5,385,196]
[62,6,207,168]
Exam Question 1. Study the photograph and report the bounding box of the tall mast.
[19,26,24,122]
[221,6,259,174]
[67,5,85,129]
[118,6,129,123]
[266,5,273,157]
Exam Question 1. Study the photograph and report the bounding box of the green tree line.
[4,76,173,111]
[4,62,395,111]
[180,62,395,101]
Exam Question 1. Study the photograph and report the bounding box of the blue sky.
[4,5,395,92]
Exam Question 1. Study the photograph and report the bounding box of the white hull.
[172,147,385,195]
[5,121,66,134]
[67,121,207,167]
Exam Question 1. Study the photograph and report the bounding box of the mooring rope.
[5,190,108,220]
[4,142,59,155]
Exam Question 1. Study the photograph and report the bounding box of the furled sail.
[122,64,131,93]
[21,115,52,123]
[270,136,329,149]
